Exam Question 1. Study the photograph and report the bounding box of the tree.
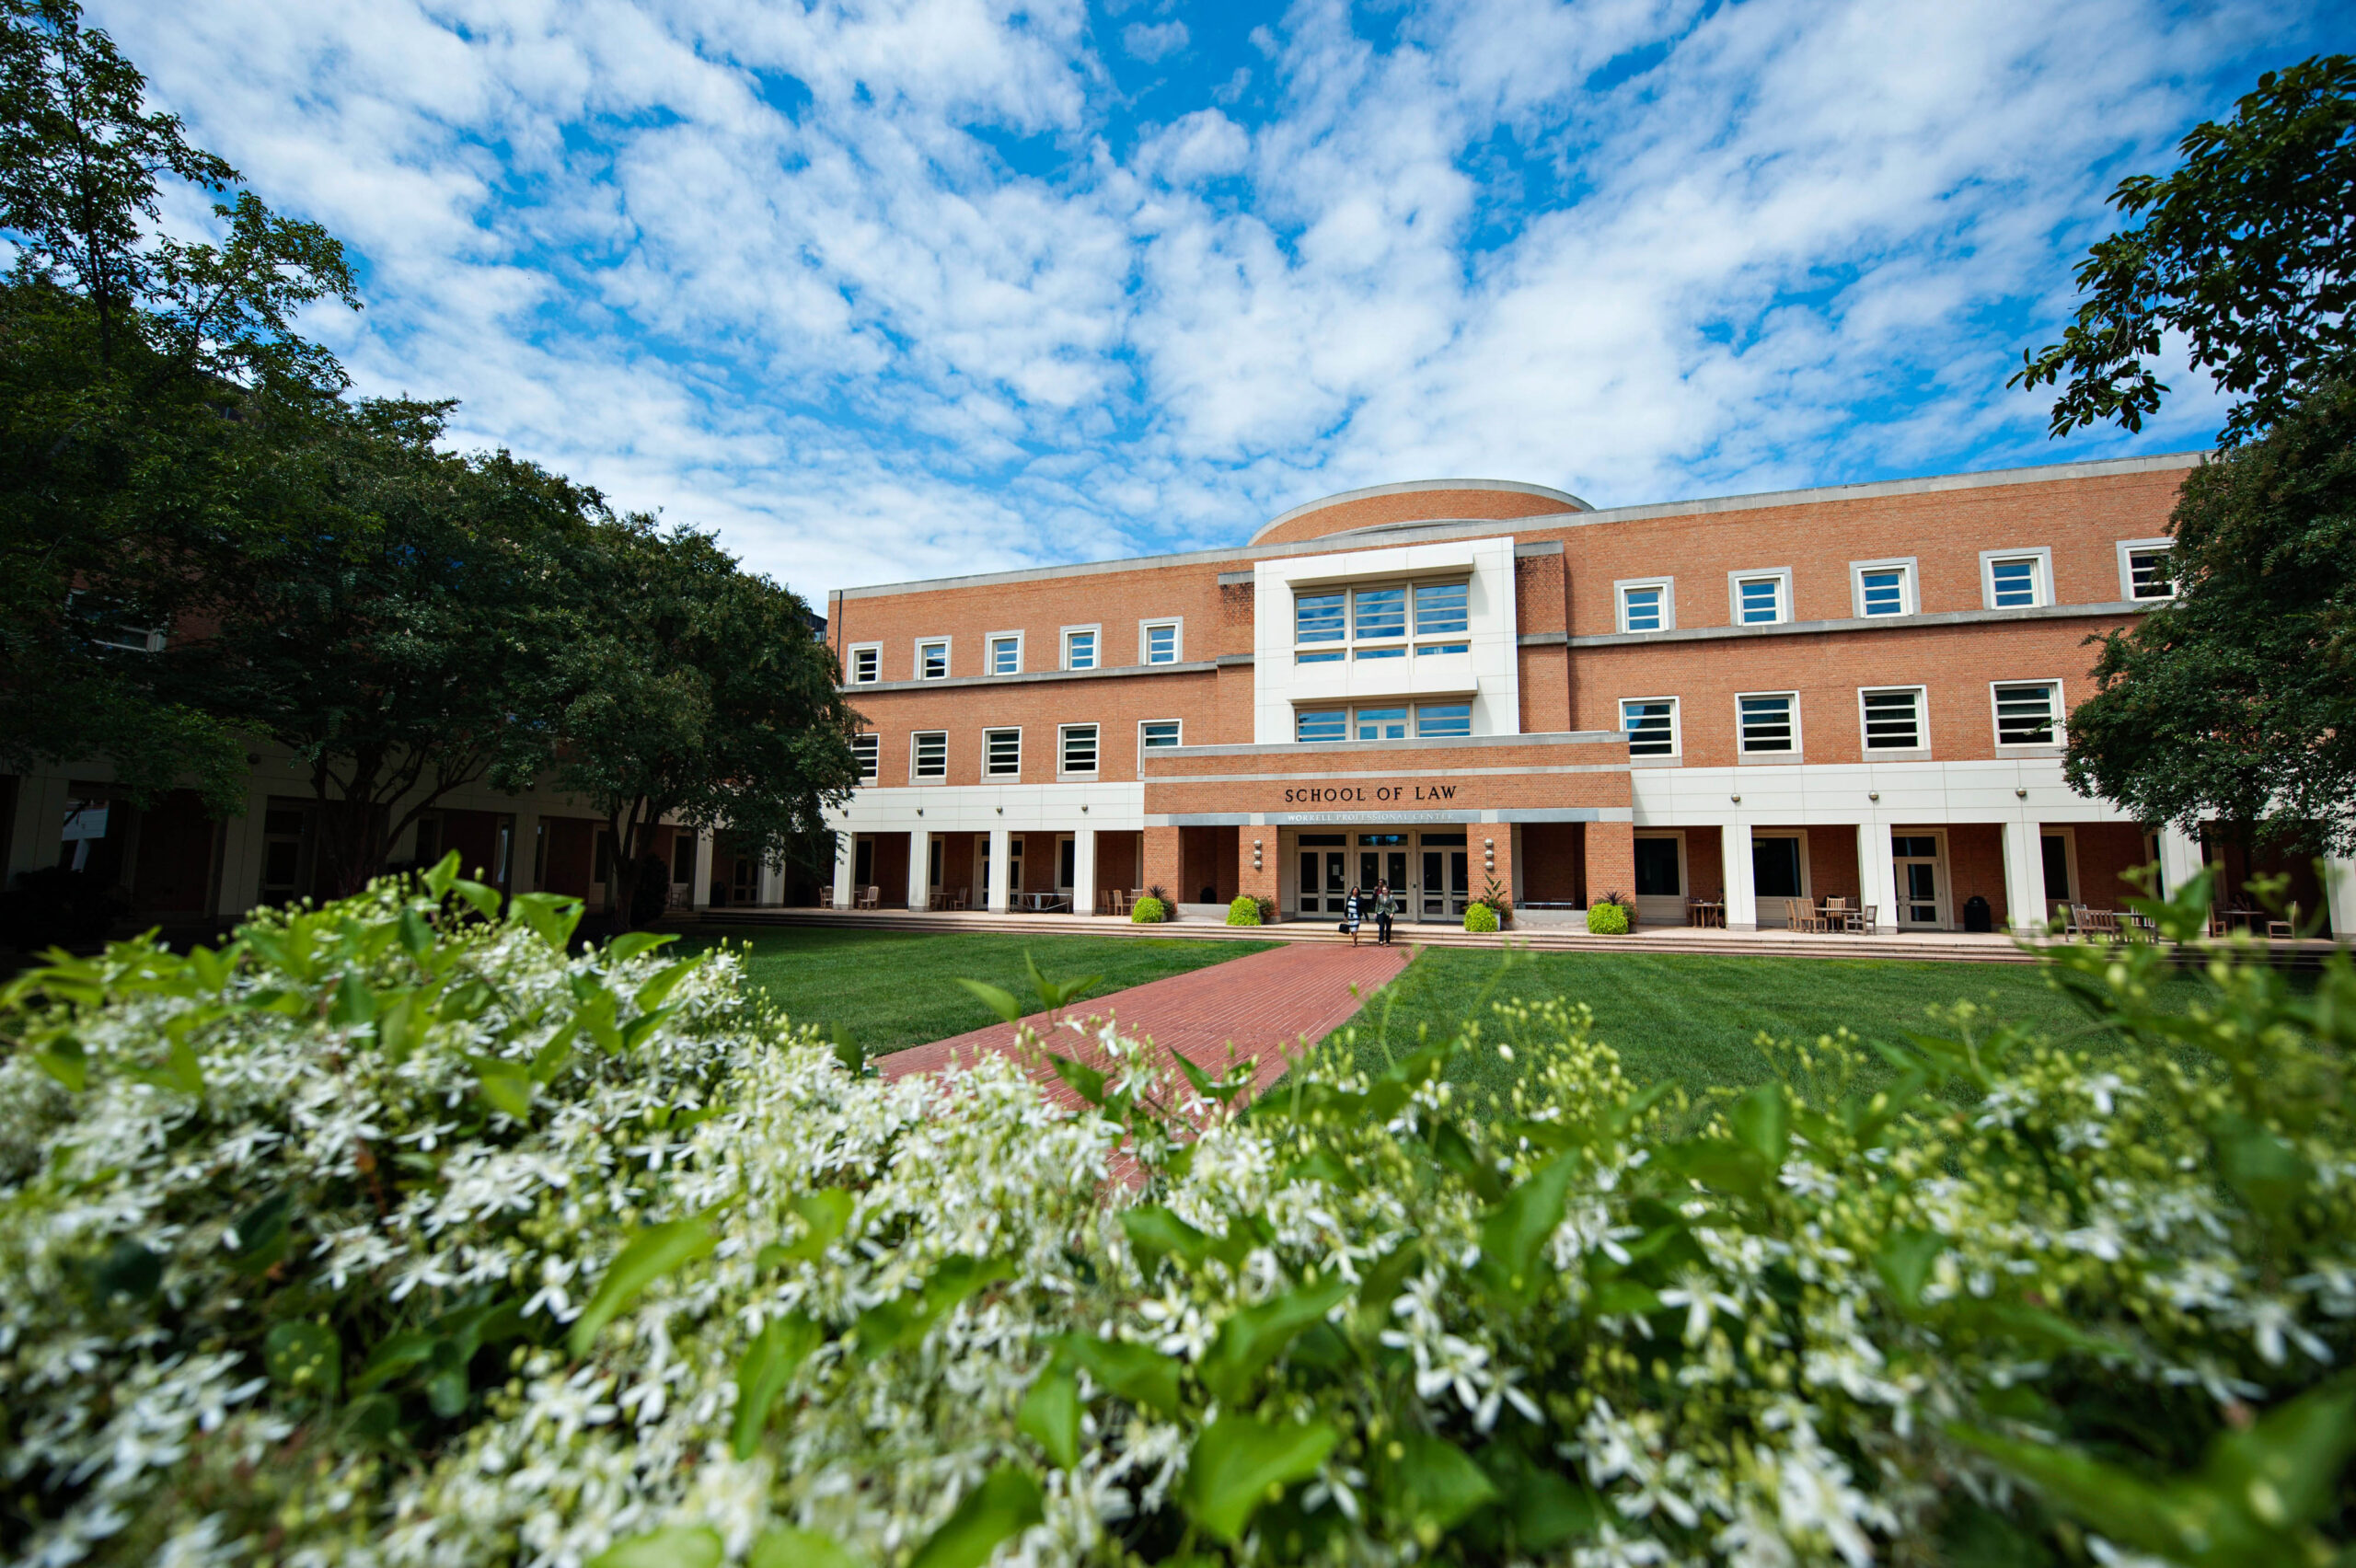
[549,521,861,930]
[2062,382,2356,855]
[0,0,357,811]
[193,402,605,898]
[2011,54,2355,446]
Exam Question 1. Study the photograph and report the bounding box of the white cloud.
[84,0,2322,600]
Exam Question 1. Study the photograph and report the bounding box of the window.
[1852,559,1916,618]
[1616,579,1671,634]
[987,633,1022,675]
[1860,687,1924,750]
[1295,590,1346,662]
[849,644,881,685]
[1621,698,1679,758]
[1354,585,1406,657]
[1060,723,1099,774]
[1982,549,2050,609]
[917,640,950,680]
[72,592,165,652]
[1738,692,1796,754]
[851,733,879,782]
[1297,709,1346,743]
[1140,719,1182,755]
[1063,628,1098,671]
[1141,619,1181,664]
[2119,540,2176,601]
[1634,836,1682,897]
[1729,569,1791,626]
[1415,702,1472,738]
[984,728,1022,777]
[1414,582,1469,653]
[912,732,947,778]
[1355,706,1408,741]
[1992,681,2062,746]
[2041,833,2073,901]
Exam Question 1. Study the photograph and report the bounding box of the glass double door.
[1298,841,1454,919]
[1420,848,1468,919]
[1300,848,1350,915]
[1892,835,1943,928]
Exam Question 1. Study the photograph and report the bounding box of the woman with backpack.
[1340,885,1362,946]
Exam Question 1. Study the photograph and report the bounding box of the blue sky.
[95,0,2352,600]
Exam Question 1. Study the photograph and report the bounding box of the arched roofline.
[1248,478,1591,545]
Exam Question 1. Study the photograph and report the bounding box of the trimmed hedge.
[6,863,2354,1568]
[1129,895,1167,923]
[1463,902,1499,933]
[1585,900,1630,935]
[1225,895,1262,926]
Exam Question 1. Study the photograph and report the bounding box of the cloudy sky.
[93,0,2350,599]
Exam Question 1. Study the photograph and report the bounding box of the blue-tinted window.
[1416,703,1472,738]
[988,637,1020,674]
[1354,586,1406,642]
[1065,630,1096,669]
[1355,707,1408,740]
[1296,591,1345,644]
[1622,584,1662,631]
[1145,622,1178,663]
[1141,720,1180,748]
[1622,698,1676,756]
[1738,577,1782,624]
[1859,570,1907,617]
[1297,709,1346,743]
[1414,582,1468,637]
[1989,558,2038,607]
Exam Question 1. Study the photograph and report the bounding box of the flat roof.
[833,450,2202,600]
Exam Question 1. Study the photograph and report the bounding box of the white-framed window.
[1621,697,1679,758]
[1295,578,1472,663]
[1297,709,1346,743]
[1615,578,1673,634]
[983,727,1022,778]
[1139,718,1182,760]
[71,592,166,651]
[911,731,948,779]
[1140,618,1182,664]
[1737,691,1797,755]
[1981,548,2051,609]
[1850,559,1918,618]
[1992,681,2063,747]
[850,732,879,783]
[986,632,1022,675]
[1354,706,1408,741]
[1059,723,1099,774]
[916,639,951,680]
[1727,568,1792,626]
[1062,626,1099,671]
[1859,686,1926,752]
[2118,537,2176,601]
[1415,702,1472,738]
[848,643,882,685]
[1412,581,1470,653]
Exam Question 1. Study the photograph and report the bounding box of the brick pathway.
[876,940,1414,1111]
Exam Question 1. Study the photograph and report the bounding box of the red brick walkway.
[875,941,1414,1110]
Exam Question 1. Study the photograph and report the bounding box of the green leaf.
[577,988,623,1054]
[529,1024,578,1084]
[1874,1228,1946,1311]
[2203,1374,2356,1532]
[620,1003,679,1054]
[589,1525,724,1568]
[1357,1239,1422,1309]
[607,930,676,963]
[1476,1151,1578,1304]
[907,1467,1045,1568]
[476,1061,534,1119]
[33,1035,87,1091]
[1282,1147,1362,1193]
[228,1191,294,1275]
[89,1239,164,1302]
[2214,1113,2309,1222]
[1201,1274,1352,1404]
[341,1391,400,1442]
[1044,1051,1106,1106]
[856,1255,1012,1353]
[954,977,1024,1025]
[1476,1447,1602,1551]
[1946,1424,2262,1563]
[1428,1119,1507,1205]
[749,1527,864,1568]
[353,1330,439,1392]
[732,1314,825,1459]
[570,1214,720,1357]
[1121,1205,1212,1275]
[422,850,462,899]
[1389,1433,1497,1532]
[1062,1333,1183,1418]
[1729,1081,1788,1166]
[1588,1277,1662,1318]
[452,878,502,917]
[398,905,434,959]
[1017,1363,1081,1470]
[511,892,583,952]
[264,1320,342,1402]
[764,1189,854,1267]
[1180,1415,1339,1542]
[635,958,699,1011]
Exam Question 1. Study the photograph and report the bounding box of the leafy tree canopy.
[2013,54,2355,446]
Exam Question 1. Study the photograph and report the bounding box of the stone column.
[1858,821,1899,933]
[1721,822,1757,931]
[1584,820,1635,907]
[2325,856,2355,943]
[826,830,849,911]
[2001,817,2049,934]
[2158,824,2204,902]
[215,782,274,922]
[987,827,1011,914]
[1143,824,1182,907]
[757,855,785,905]
[509,807,541,894]
[6,772,68,888]
[1073,828,1097,916]
[906,828,931,912]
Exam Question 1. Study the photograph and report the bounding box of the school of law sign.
[1279,782,1465,805]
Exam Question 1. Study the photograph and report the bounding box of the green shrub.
[1585,899,1630,934]
[7,867,2356,1568]
[1130,895,1167,923]
[1462,901,1499,933]
[1225,895,1261,926]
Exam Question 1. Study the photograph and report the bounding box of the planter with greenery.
[1586,891,1635,935]
[1129,895,1167,924]
[1225,895,1261,926]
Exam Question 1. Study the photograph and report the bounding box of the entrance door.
[1892,835,1944,928]
[1358,836,1407,911]
[1419,845,1469,919]
[1298,849,1348,915]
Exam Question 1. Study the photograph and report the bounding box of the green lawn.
[685,927,1276,1053]
[1301,946,2222,1102]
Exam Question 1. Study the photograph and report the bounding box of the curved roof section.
[1249,478,1590,547]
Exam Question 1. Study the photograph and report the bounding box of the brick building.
[823,452,2346,934]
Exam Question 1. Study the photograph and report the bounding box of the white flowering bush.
[5,860,2355,1568]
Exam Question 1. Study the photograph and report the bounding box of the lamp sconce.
[1730,793,1741,804]
[2015,788,2027,799]
[1483,836,1496,870]
[1081,805,1089,813]
[1868,791,1880,802]
[915,808,923,816]
[1252,838,1263,870]
[995,806,1004,814]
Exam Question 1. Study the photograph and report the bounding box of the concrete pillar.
[907,828,932,912]
[2325,857,2355,943]
[509,807,540,894]
[216,782,273,922]
[2001,818,2049,934]
[2159,824,2204,903]
[1722,823,1758,931]
[1074,828,1097,916]
[695,830,718,910]
[1858,821,1899,933]
[1143,824,1182,907]
[6,772,68,886]
[826,830,850,911]
[987,827,1011,914]
[758,855,785,906]
[1585,820,1635,906]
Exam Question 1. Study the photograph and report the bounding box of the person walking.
[1373,881,1396,946]
[1341,885,1362,946]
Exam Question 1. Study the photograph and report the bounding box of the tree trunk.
[606,798,656,933]
[314,749,390,902]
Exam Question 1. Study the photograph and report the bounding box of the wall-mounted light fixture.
[2015,788,2027,800]
[1868,791,1880,802]
[1252,838,1264,871]
[1730,794,1741,804]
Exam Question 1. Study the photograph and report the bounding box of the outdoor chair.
[855,884,880,910]
[1784,898,1826,934]
[2077,907,2121,938]
[2269,903,2303,940]
[1821,896,1849,931]
[2066,903,2092,935]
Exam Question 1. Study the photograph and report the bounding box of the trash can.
[1962,894,1992,933]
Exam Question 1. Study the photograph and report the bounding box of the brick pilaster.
[1585,821,1635,906]
[1144,824,1183,905]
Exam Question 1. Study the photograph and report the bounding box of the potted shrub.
[1131,883,1172,923]
[1586,890,1635,935]
[1225,895,1262,926]
[1463,902,1500,933]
